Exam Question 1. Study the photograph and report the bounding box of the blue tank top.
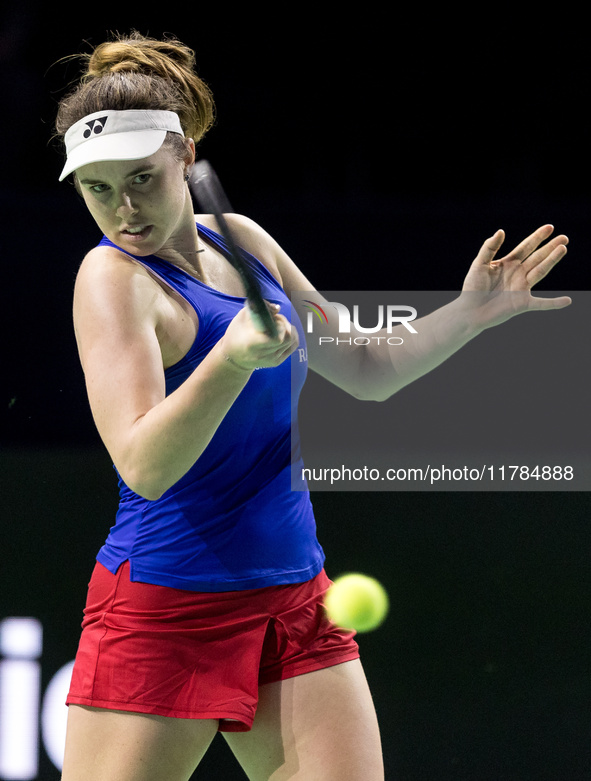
[94,222,324,591]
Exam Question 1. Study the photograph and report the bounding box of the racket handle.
[249,309,266,332]
[248,302,279,336]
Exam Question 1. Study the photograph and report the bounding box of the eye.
[133,173,151,185]
[89,183,110,194]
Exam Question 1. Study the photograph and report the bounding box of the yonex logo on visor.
[83,116,108,138]
[59,109,184,181]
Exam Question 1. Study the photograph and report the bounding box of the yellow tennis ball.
[324,573,389,633]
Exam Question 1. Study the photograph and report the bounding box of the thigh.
[223,659,384,781]
[61,704,218,781]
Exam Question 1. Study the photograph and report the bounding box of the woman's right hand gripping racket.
[188,160,279,339]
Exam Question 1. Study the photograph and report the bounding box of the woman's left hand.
[460,224,571,330]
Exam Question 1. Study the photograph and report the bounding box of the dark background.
[2,6,590,779]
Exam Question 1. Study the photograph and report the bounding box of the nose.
[116,192,138,219]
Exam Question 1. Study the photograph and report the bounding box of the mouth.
[120,225,153,241]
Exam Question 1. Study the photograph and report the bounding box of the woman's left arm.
[235,218,570,402]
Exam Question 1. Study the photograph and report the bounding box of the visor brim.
[58,129,168,181]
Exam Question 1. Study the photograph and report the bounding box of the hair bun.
[85,32,196,83]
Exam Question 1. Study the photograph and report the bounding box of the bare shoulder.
[73,244,162,344]
[75,245,159,309]
[75,244,152,293]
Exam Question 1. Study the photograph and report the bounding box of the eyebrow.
[79,162,157,185]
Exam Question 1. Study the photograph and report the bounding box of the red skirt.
[67,561,360,731]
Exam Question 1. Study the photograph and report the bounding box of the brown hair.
[55,31,215,154]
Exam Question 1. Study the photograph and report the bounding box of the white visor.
[59,109,184,181]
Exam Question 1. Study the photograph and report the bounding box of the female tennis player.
[55,32,570,781]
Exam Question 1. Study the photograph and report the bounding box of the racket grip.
[248,302,279,336]
[249,309,266,332]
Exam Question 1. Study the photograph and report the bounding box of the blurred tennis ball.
[324,573,389,633]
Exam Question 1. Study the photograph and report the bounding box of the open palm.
[460,224,571,329]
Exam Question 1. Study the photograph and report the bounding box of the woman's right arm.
[73,248,295,500]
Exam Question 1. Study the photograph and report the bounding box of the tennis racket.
[188,160,279,338]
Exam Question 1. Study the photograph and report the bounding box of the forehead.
[76,146,173,184]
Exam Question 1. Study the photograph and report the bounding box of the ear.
[184,138,196,167]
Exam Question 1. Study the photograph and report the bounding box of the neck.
[155,199,204,276]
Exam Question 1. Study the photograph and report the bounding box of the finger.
[520,234,569,268]
[258,319,298,365]
[258,314,293,350]
[278,336,299,361]
[527,294,572,311]
[474,229,506,265]
[525,243,568,287]
[271,314,299,352]
[502,224,555,263]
